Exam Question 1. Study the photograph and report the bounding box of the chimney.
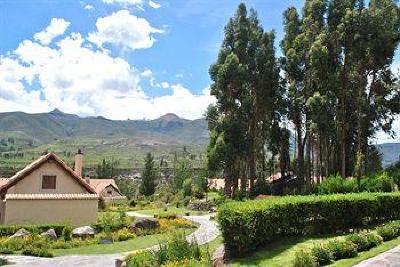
[74,149,84,179]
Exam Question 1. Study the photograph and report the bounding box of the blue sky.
[0,0,398,143]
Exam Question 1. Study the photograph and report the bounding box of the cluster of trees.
[139,152,207,199]
[207,1,400,197]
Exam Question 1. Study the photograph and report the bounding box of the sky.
[0,0,398,144]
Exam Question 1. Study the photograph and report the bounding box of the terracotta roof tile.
[88,179,123,196]
[5,193,98,200]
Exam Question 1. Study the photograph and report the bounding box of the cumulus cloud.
[0,18,214,120]
[33,18,70,45]
[148,0,161,9]
[88,10,163,50]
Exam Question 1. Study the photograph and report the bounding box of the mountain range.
[0,109,399,170]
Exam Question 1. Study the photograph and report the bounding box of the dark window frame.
[42,175,56,189]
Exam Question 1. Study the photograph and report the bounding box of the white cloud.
[161,81,169,88]
[88,10,163,50]
[102,0,143,5]
[84,4,94,10]
[0,19,215,120]
[33,18,70,45]
[148,0,161,9]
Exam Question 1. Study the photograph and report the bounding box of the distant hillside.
[0,109,208,146]
[0,110,208,173]
[376,143,400,167]
[0,109,398,174]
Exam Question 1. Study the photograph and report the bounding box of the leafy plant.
[311,244,333,265]
[293,250,317,267]
[327,240,358,260]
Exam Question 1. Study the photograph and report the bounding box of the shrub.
[0,247,13,254]
[62,225,72,241]
[22,247,54,258]
[126,250,154,267]
[365,232,383,248]
[313,175,356,195]
[360,172,393,192]
[155,212,177,220]
[113,228,136,242]
[346,233,370,251]
[159,218,194,230]
[126,232,204,267]
[0,224,66,237]
[311,244,333,265]
[376,225,398,241]
[327,240,358,260]
[293,250,317,267]
[218,192,400,255]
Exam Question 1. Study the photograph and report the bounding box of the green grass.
[230,235,343,267]
[52,228,196,256]
[134,207,204,216]
[331,236,400,267]
[229,234,400,267]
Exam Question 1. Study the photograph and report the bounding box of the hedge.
[217,193,400,255]
[0,224,66,237]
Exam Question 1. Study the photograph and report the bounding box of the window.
[42,175,56,189]
[107,190,113,195]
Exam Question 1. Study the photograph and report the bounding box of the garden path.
[3,212,219,267]
[354,245,400,267]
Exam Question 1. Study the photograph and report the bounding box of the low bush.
[154,212,177,220]
[112,228,136,242]
[312,175,357,195]
[218,192,400,255]
[159,218,194,230]
[126,232,207,267]
[0,247,13,254]
[293,249,316,267]
[346,233,371,251]
[0,224,66,237]
[22,247,54,258]
[311,244,333,266]
[360,172,394,192]
[327,240,358,260]
[365,232,383,248]
[126,250,154,267]
[62,225,72,241]
[376,225,399,241]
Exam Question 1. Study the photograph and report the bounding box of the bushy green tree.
[139,153,157,196]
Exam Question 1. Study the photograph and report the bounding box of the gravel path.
[3,212,219,267]
[353,245,400,267]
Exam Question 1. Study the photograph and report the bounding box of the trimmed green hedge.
[217,193,400,255]
[0,224,66,237]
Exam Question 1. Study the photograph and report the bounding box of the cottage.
[88,178,127,205]
[0,151,98,226]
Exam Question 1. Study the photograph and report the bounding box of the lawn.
[133,207,204,216]
[229,235,400,267]
[52,228,196,256]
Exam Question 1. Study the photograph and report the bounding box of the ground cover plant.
[218,192,400,255]
[125,232,210,267]
[0,212,195,257]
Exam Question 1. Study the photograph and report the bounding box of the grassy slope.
[230,235,400,267]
